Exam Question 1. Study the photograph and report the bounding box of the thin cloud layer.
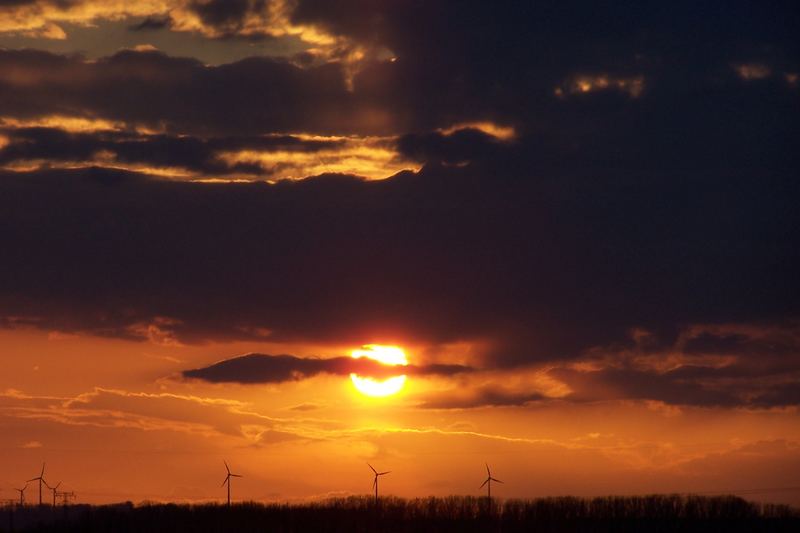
[182,353,473,384]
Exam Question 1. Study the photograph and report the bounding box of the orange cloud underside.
[0,119,419,181]
[215,136,417,181]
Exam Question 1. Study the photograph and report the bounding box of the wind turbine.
[480,463,503,501]
[48,481,61,506]
[27,463,47,505]
[221,461,242,506]
[368,463,390,505]
[14,483,27,506]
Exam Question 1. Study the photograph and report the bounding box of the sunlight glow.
[350,345,409,397]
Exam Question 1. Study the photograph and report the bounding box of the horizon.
[1,0,799,509]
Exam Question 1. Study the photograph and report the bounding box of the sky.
[1,0,799,506]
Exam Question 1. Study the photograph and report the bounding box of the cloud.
[0,386,310,444]
[0,1,172,40]
[554,74,645,98]
[733,63,772,81]
[0,125,412,180]
[0,3,798,407]
[396,127,512,165]
[545,323,800,408]
[129,15,173,31]
[416,386,548,410]
[0,1,341,46]
[0,48,358,136]
[0,157,797,370]
[182,353,473,384]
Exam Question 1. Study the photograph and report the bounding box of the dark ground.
[2,494,798,532]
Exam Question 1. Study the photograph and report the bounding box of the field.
[2,495,798,532]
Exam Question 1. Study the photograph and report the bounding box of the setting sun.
[350,345,409,397]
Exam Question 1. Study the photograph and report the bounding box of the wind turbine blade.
[231,474,242,478]
[378,471,391,475]
[41,463,46,477]
[491,478,504,483]
[27,478,39,482]
[486,463,490,476]
[479,479,488,489]
[224,461,231,474]
[55,482,62,489]
[222,476,229,487]
[368,463,377,474]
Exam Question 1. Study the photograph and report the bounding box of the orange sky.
[1,327,798,506]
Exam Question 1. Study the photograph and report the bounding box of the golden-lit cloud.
[215,135,417,181]
[0,0,374,80]
[555,74,645,98]
[0,124,417,181]
[0,115,127,133]
[166,0,335,44]
[438,121,517,141]
[0,0,170,40]
[733,63,772,80]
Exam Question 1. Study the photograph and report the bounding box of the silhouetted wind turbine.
[14,484,27,506]
[27,463,47,505]
[368,463,390,505]
[48,481,61,506]
[480,463,503,500]
[221,461,242,506]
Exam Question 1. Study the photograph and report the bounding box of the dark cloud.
[552,366,741,407]
[182,353,472,384]
[682,330,800,358]
[3,0,798,146]
[750,383,800,408]
[0,48,355,136]
[0,0,43,6]
[129,16,173,32]
[541,320,800,408]
[551,357,800,408]
[416,386,547,410]
[189,0,275,37]
[0,1,798,404]
[0,161,796,368]
[396,128,511,165]
[190,0,253,29]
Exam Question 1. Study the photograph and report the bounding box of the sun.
[350,345,409,397]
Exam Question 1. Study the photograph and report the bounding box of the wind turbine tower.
[48,481,61,507]
[27,463,47,506]
[221,461,242,507]
[14,484,27,506]
[368,463,390,505]
[480,463,503,501]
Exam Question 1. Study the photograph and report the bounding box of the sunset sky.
[1,1,799,506]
